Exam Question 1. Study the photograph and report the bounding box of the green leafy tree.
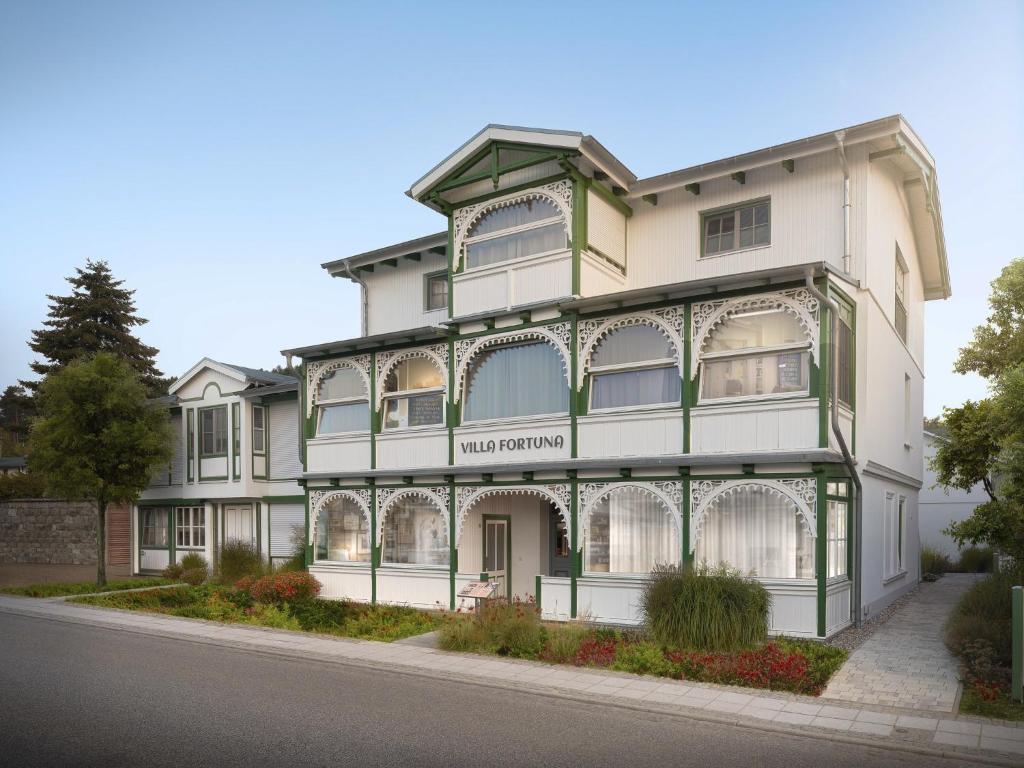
[25,260,167,396]
[933,259,1024,559]
[29,354,173,586]
[0,384,36,455]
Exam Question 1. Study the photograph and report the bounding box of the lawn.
[71,584,442,642]
[0,577,174,598]
[960,686,1024,721]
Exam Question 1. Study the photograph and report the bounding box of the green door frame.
[481,514,512,600]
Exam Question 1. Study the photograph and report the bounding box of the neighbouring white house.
[133,359,305,574]
[280,115,949,638]
[919,430,986,558]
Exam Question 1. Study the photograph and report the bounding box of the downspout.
[834,131,851,274]
[343,261,369,337]
[805,271,863,628]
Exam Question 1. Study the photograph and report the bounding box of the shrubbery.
[245,571,322,604]
[958,546,994,573]
[438,597,545,658]
[217,540,265,584]
[921,545,955,577]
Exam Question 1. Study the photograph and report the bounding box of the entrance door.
[223,504,255,548]
[138,507,170,573]
[482,516,510,599]
[548,505,571,577]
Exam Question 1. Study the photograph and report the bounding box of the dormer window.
[464,198,568,269]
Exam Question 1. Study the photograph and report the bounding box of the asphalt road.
[0,612,980,768]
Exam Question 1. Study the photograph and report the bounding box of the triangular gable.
[168,357,249,396]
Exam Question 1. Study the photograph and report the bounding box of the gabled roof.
[167,357,296,396]
[322,231,447,277]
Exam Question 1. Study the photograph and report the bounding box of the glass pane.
[590,325,675,367]
[315,498,370,562]
[701,351,808,400]
[695,486,814,579]
[705,216,721,236]
[720,214,735,233]
[382,498,449,566]
[739,206,753,228]
[465,222,568,269]
[464,341,568,421]
[384,393,444,429]
[385,358,443,393]
[318,402,369,434]
[494,525,505,571]
[705,234,719,254]
[704,308,808,353]
[427,276,447,310]
[583,488,678,574]
[739,228,753,248]
[468,198,561,238]
[318,368,366,401]
[753,224,770,245]
[591,367,680,409]
[754,203,770,226]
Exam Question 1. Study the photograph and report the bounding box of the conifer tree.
[25,260,166,395]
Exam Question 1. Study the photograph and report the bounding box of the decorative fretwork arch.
[576,308,686,390]
[451,180,574,270]
[453,323,572,404]
[373,344,449,412]
[689,479,817,553]
[690,289,820,379]
[308,489,372,546]
[578,481,684,553]
[305,356,371,417]
[375,486,451,549]
[454,484,571,548]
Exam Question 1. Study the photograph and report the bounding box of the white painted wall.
[364,251,448,335]
[919,433,985,557]
[456,495,547,601]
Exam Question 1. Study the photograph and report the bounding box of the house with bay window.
[283,115,949,638]
[133,359,305,574]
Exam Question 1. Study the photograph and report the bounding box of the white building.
[279,115,949,638]
[919,430,985,558]
[133,359,305,573]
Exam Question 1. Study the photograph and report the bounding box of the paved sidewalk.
[823,574,979,712]
[1,594,1022,765]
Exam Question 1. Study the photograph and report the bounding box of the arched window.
[584,488,679,574]
[316,367,369,435]
[589,325,681,410]
[699,307,810,401]
[383,357,445,430]
[464,198,568,269]
[315,497,370,563]
[381,497,449,566]
[695,486,814,579]
[463,341,568,422]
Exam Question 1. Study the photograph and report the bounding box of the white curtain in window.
[319,403,369,433]
[584,488,679,574]
[589,325,681,409]
[315,498,370,563]
[465,199,567,269]
[696,487,814,579]
[463,341,568,421]
[592,367,679,409]
[381,498,449,566]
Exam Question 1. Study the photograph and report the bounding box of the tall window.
[583,488,679,574]
[383,358,445,429]
[883,492,906,579]
[826,481,849,579]
[589,325,681,410]
[463,198,568,269]
[696,486,814,579]
[175,506,205,549]
[141,508,169,548]
[836,301,855,408]
[200,406,228,456]
[895,247,908,343]
[703,200,770,256]
[316,367,369,435]
[315,498,370,563]
[424,272,448,311]
[251,405,266,454]
[699,306,811,401]
[381,498,449,566]
[463,341,568,421]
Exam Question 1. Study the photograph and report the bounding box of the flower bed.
[0,577,173,598]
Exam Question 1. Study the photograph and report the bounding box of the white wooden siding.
[454,417,571,467]
[578,409,683,459]
[269,400,302,480]
[375,568,449,610]
[579,252,626,297]
[364,251,448,336]
[376,429,448,470]
[269,503,305,558]
[452,250,571,316]
[587,189,626,268]
[311,564,372,603]
[445,159,563,205]
[306,435,371,474]
[690,399,819,453]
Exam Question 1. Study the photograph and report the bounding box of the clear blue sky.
[1,1,1021,416]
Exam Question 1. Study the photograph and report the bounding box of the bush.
[538,621,591,664]
[217,540,265,584]
[179,553,208,585]
[247,571,322,604]
[611,640,674,676]
[640,564,771,651]
[946,566,1022,667]
[437,597,544,657]
[162,562,184,580]
[958,546,995,573]
[0,471,47,501]
[921,545,954,576]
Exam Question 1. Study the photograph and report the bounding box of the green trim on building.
[815,470,828,638]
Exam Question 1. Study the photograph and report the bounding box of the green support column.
[569,314,578,458]
[370,352,377,470]
[818,293,831,449]
[682,303,692,454]
[370,481,377,605]
[570,476,579,619]
[681,473,692,566]
[816,471,828,638]
[449,478,456,610]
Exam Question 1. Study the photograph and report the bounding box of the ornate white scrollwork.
[576,307,686,389]
[375,486,451,549]
[453,323,571,404]
[308,489,372,545]
[305,355,371,417]
[578,481,684,552]
[689,289,820,379]
[451,180,574,270]
[689,478,817,553]
[454,484,571,548]
[373,344,449,411]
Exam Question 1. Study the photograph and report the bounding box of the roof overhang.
[239,381,298,399]
[322,231,448,281]
[281,325,449,360]
[167,357,249,395]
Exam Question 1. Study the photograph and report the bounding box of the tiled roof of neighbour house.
[214,362,297,387]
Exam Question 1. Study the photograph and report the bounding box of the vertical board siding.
[170,412,184,485]
[445,160,563,205]
[269,503,305,557]
[587,189,626,268]
[269,401,303,480]
[364,252,447,335]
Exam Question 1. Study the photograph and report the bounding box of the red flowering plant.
[247,572,322,604]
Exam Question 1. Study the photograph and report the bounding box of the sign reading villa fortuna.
[460,435,565,455]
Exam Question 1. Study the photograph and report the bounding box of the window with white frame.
[895,246,908,343]
[703,200,770,256]
[315,498,370,563]
[463,340,568,421]
[141,507,169,548]
[316,367,369,435]
[381,497,449,566]
[383,357,444,429]
[695,486,815,579]
[826,481,848,579]
[175,506,205,549]
[583,488,679,574]
[200,406,228,456]
[883,492,906,579]
[463,197,568,269]
[699,306,811,402]
[588,325,681,410]
[424,272,448,311]
[251,405,266,454]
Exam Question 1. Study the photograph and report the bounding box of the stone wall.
[0,500,99,564]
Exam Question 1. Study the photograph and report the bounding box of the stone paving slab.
[2,594,1023,765]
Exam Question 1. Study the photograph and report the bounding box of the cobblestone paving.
[822,574,980,712]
